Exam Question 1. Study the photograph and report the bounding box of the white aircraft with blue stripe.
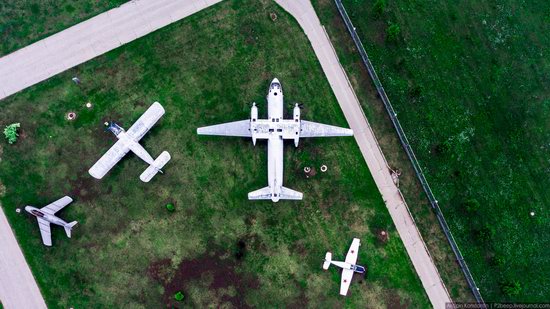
[323,238,366,296]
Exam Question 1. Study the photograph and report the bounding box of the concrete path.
[0,0,222,307]
[273,1,452,308]
[0,207,47,309]
[0,0,222,101]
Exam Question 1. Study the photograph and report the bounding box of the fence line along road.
[334,0,486,306]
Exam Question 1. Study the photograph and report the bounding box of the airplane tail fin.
[323,252,332,270]
[280,187,303,200]
[64,221,78,238]
[140,151,171,182]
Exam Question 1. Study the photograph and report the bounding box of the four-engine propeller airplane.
[89,102,171,182]
[25,196,77,246]
[197,78,353,202]
[323,238,366,296]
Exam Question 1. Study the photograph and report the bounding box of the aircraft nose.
[271,78,280,84]
[24,206,32,213]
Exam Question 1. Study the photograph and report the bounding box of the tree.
[3,123,20,144]
[386,23,401,42]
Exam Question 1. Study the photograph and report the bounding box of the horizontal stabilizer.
[323,252,332,270]
[140,151,171,182]
[64,221,77,238]
[248,186,272,200]
[280,187,303,200]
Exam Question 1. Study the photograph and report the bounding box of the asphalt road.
[273,0,453,307]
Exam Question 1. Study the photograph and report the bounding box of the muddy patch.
[68,170,102,202]
[148,248,259,308]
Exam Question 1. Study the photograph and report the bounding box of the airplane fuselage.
[328,260,366,274]
[25,206,68,227]
[266,80,285,201]
[108,123,155,165]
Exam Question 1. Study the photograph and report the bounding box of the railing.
[333,0,485,306]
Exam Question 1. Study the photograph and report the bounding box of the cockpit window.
[271,82,281,89]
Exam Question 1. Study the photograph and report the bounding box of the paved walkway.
[273,1,452,308]
[0,206,47,309]
[0,0,222,307]
[0,0,222,100]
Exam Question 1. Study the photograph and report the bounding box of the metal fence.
[333,0,485,305]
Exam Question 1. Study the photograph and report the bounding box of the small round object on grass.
[166,203,175,212]
[174,291,184,301]
[320,165,328,172]
[67,112,77,121]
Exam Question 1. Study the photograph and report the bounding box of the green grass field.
[315,0,549,302]
[0,0,127,56]
[0,0,430,307]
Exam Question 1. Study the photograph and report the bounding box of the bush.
[463,198,481,213]
[166,203,175,212]
[174,291,184,301]
[501,280,522,297]
[386,23,401,42]
[3,123,20,144]
[373,0,386,17]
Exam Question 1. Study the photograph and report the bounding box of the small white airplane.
[197,78,353,202]
[323,238,366,296]
[89,102,171,182]
[25,196,77,246]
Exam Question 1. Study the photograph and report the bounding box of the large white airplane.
[89,102,171,182]
[25,196,77,246]
[323,238,366,296]
[197,78,353,202]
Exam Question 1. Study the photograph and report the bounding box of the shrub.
[463,198,481,213]
[501,280,522,297]
[166,203,175,212]
[386,23,401,42]
[174,291,184,301]
[373,0,386,17]
[3,123,20,144]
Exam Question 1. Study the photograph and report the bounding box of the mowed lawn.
[335,0,550,302]
[0,0,127,56]
[0,0,430,308]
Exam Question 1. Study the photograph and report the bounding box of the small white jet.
[89,102,171,182]
[197,78,353,202]
[25,196,77,246]
[323,238,366,296]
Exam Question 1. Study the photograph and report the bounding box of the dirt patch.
[148,248,259,308]
[68,170,102,202]
[386,289,410,309]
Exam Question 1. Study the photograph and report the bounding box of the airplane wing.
[340,269,354,296]
[37,218,52,246]
[88,140,131,179]
[126,102,166,141]
[40,196,73,215]
[300,120,353,137]
[197,120,251,137]
[345,238,361,264]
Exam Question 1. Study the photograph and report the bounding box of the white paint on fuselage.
[115,131,155,165]
[24,206,68,227]
[267,78,284,202]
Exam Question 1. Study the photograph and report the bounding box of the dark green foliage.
[166,203,175,212]
[373,0,386,17]
[463,198,480,214]
[386,23,400,42]
[501,280,522,297]
[174,291,184,301]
